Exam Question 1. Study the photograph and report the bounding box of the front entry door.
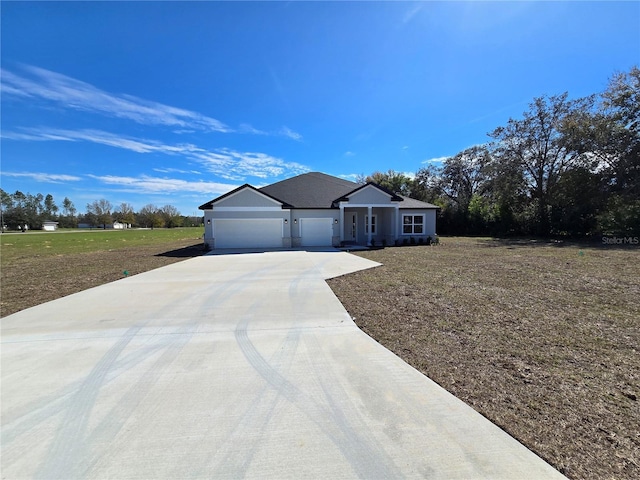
[347,213,357,242]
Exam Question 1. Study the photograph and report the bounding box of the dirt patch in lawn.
[1,240,204,317]
[327,237,639,480]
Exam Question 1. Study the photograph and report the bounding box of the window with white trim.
[365,215,377,234]
[403,214,424,234]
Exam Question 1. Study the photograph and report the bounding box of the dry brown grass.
[327,237,640,480]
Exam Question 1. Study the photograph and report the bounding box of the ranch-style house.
[199,172,438,250]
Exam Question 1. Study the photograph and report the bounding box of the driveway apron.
[1,250,565,479]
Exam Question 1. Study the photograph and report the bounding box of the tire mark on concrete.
[1,320,200,444]
[229,256,402,478]
[81,325,196,477]
[185,257,305,477]
[302,330,403,479]
[289,261,403,479]
[3,252,340,477]
[2,256,273,455]
[34,324,143,479]
[211,323,301,478]
[235,315,400,479]
[1,334,173,447]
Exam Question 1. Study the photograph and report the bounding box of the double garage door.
[213,217,333,249]
[213,219,283,249]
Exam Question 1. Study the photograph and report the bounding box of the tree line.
[363,66,639,237]
[0,192,201,231]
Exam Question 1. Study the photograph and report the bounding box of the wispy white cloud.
[153,167,202,175]
[2,169,235,200]
[191,148,310,181]
[1,65,305,142]
[403,4,423,24]
[238,123,268,135]
[2,127,203,154]
[1,65,231,133]
[3,127,311,181]
[88,174,237,195]
[269,67,290,110]
[1,130,77,142]
[344,151,355,157]
[278,126,303,141]
[240,124,302,140]
[1,172,82,183]
[337,173,360,182]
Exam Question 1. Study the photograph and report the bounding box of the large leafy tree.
[489,93,592,235]
[564,67,640,234]
[365,170,415,196]
[549,167,605,235]
[363,66,639,237]
[483,148,531,235]
[137,204,164,229]
[114,202,136,226]
[599,66,640,235]
[425,146,492,235]
[411,165,441,203]
[160,204,181,228]
[438,145,490,213]
[86,199,113,229]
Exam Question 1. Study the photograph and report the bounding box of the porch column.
[394,205,400,244]
[339,203,345,243]
[367,206,372,246]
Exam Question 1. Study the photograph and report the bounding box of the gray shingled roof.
[200,172,439,209]
[259,172,358,208]
[397,195,439,209]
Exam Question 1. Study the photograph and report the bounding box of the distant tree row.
[363,66,639,237]
[0,192,201,231]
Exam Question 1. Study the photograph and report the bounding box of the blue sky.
[1,1,639,216]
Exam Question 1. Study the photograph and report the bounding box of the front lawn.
[328,237,639,480]
[0,227,205,317]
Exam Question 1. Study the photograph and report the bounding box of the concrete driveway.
[1,250,565,479]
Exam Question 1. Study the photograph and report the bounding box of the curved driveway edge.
[1,250,565,479]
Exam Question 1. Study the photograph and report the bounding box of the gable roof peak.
[259,172,357,209]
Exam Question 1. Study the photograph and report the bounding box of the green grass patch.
[0,227,204,260]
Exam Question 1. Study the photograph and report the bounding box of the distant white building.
[42,221,59,231]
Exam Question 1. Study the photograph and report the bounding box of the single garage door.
[300,218,333,247]
[214,219,282,249]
